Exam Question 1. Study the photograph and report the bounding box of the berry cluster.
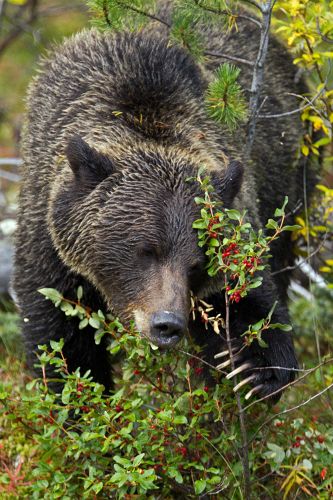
[221,242,239,264]
[207,216,220,238]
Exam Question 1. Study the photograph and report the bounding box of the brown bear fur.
[14,13,307,397]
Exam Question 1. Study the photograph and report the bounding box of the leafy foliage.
[274,0,333,165]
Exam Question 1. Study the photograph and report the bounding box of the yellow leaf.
[301,145,309,156]
[310,146,319,155]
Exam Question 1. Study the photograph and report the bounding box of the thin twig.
[272,235,328,276]
[244,357,333,411]
[193,0,261,28]
[250,382,333,442]
[102,0,111,26]
[316,16,333,44]
[246,0,275,153]
[258,75,328,119]
[240,0,263,12]
[0,0,38,56]
[177,348,221,372]
[117,0,171,28]
[224,284,251,500]
[205,50,254,67]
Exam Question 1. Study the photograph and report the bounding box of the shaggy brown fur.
[14,11,307,398]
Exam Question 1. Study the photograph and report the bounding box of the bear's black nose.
[150,311,186,347]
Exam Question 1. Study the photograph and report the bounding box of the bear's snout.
[150,310,187,348]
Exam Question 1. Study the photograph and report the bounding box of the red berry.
[320,467,327,480]
[195,367,204,375]
[317,435,325,443]
[115,404,123,412]
[178,446,187,457]
[292,441,300,448]
[80,406,89,413]
[133,369,140,375]
[204,386,209,392]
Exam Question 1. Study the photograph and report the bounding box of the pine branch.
[205,63,248,129]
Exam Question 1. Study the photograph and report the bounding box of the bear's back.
[22,30,205,166]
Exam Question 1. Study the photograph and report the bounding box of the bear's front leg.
[214,278,298,403]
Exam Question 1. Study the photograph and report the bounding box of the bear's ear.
[216,160,244,206]
[65,135,115,187]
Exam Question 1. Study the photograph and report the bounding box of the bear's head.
[52,136,243,348]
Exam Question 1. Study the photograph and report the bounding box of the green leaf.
[49,339,64,352]
[267,301,278,322]
[89,317,101,329]
[269,323,292,331]
[194,197,206,205]
[266,219,278,230]
[38,288,62,305]
[248,279,263,289]
[251,319,265,331]
[174,415,188,425]
[208,238,220,247]
[274,207,284,217]
[77,286,83,300]
[282,225,301,232]
[192,220,207,229]
[265,443,285,464]
[194,479,207,495]
[258,337,268,348]
[79,318,89,330]
[168,467,183,484]
[225,209,241,221]
[94,329,106,345]
[61,385,72,405]
[133,453,145,467]
[114,455,132,468]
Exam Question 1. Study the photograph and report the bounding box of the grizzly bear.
[14,12,305,399]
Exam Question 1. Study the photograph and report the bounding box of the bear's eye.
[137,244,159,261]
[188,261,202,276]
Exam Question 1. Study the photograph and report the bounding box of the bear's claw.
[216,354,242,370]
[244,385,264,400]
[226,362,252,379]
[233,374,256,392]
[214,346,239,359]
